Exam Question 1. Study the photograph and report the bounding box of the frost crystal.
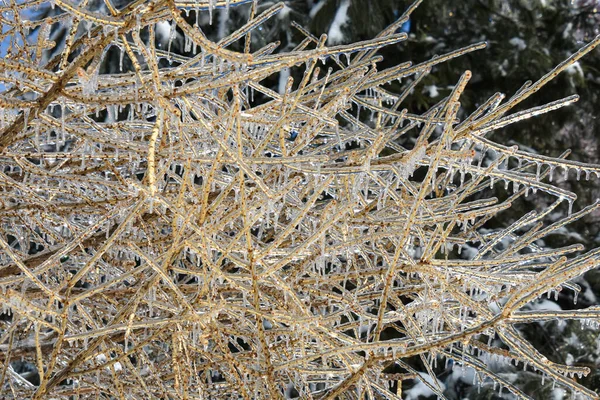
[0,0,600,399]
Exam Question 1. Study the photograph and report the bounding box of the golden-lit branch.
[0,0,599,399]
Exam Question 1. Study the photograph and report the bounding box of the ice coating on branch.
[0,0,599,399]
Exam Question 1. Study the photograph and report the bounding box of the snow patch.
[566,61,583,77]
[509,37,527,51]
[552,387,567,400]
[563,22,573,39]
[579,279,598,304]
[449,364,476,386]
[278,68,290,94]
[309,1,325,19]
[565,353,574,366]
[278,4,291,20]
[423,85,439,98]
[155,21,171,46]
[460,244,478,260]
[327,0,350,45]
[552,226,585,241]
[528,299,566,331]
[405,372,446,400]
[530,299,562,312]
[498,59,509,77]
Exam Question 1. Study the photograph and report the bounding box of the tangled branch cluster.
[1,0,600,398]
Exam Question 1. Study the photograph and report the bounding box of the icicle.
[568,199,573,216]
[478,146,486,167]
[60,102,66,146]
[344,52,351,65]
[184,31,192,52]
[119,46,125,71]
[23,109,29,131]
[167,20,176,60]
